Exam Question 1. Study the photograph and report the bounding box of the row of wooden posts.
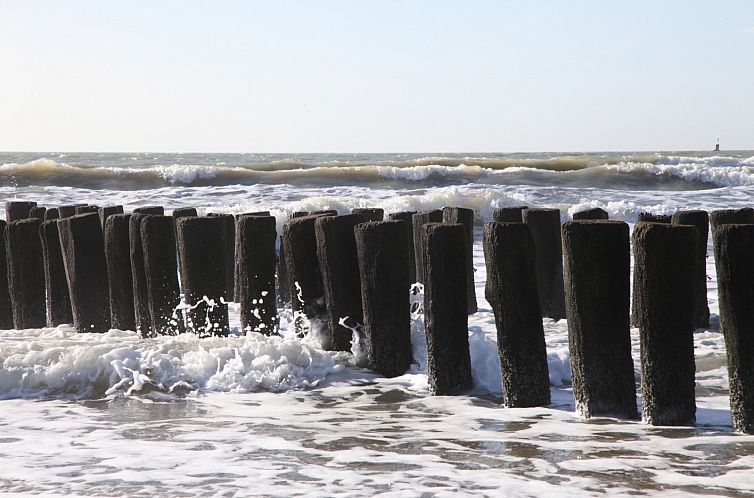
[2,201,754,432]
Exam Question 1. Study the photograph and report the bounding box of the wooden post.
[5,201,37,222]
[633,223,697,425]
[75,205,100,215]
[442,207,477,314]
[522,208,566,320]
[40,220,73,326]
[315,214,364,350]
[133,206,164,215]
[277,212,308,306]
[355,220,413,377]
[4,219,46,328]
[483,222,551,407]
[352,208,384,222]
[671,210,710,329]
[234,211,273,299]
[129,214,152,337]
[0,221,14,329]
[422,223,473,395]
[98,205,123,228]
[562,220,638,418]
[104,214,136,332]
[713,224,754,433]
[412,209,443,284]
[176,216,230,336]
[572,207,608,220]
[44,208,60,221]
[709,208,754,232]
[388,211,417,285]
[631,214,671,327]
[29,206,46,221]
[492,206,528,223]
[58,213,111,333]
[172,207,198,219]
[206,213,236,301]
[140,216,182,336]
[57,204,85,218]
[237,215,278,335]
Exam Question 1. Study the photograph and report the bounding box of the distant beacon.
[715,139,720,152]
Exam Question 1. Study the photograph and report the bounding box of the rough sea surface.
[1,151,754,497]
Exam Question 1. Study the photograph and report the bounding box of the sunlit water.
[1,151,754,496]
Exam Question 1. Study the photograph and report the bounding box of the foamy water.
[1,151,754,496]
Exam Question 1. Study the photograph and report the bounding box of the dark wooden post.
[562,220,638,418]
[57,204,85,218]
[309,209,338,216]
[44,208,60,221]
[4,219,46,328]
[315,214,364,351]
[483,222,550,407]
[58,213,111,333]
[40,220,73,326]
[98,205,124,228]
[412,209,443,284]
[237,215,278,335]
[206,213,236,302]
[176,216,229,336]
[133,206,164,215]
[631,214,671,327]
[141,216,182,336]
[572,207,608,220]
[172,207,198,219]
[709,208,754,232]
[75,205,99,215]
[492,206,528,223]
[522,208,566,320]
[29,206,46,220]
[355,220,413,377]
[104,214,136,331]
[422,223,473,395]
[277,212,308,306]
[443,207,477,314]
[283,214,333,333]
[0,221,14,329]
[633,223,697,425]
[352,208,384,222]
[388,211,417,285]
[671,210,710,329]
[5,201,37,222]
[713,224,754,433]
[129,214,152,337]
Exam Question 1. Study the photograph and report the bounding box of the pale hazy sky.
[1,1,753,153]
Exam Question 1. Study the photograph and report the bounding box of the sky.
[1,1,753,153]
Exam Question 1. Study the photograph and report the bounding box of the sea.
[1,151,754,497]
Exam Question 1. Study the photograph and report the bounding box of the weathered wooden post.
[283,214,333,333]
[522,208,566,320]
[40,220,73,326]
[104,214,136,331]
[5,201,37,222]
[422,223,473,394]
[315,214,364,351]
[75,205,99,215]
[206,213,236,301]
[172,207,198,219]
[562,220,638,418]
[713,224,754,433]
[0,221,14,329]
[176,216,229,336]
[352,208,384,222]
[309,209,338,216]
[355,220,413,377]
[572,207,608,220]
[234,212,273,299]
[388,211,417,285]
[133,206,164,215]
[98,205,123,228]
[277,212,307,306]
[709,208,754,231]
[483,222,550,407]
[129,214,152,337]
[44,208,60,221]
[492,206,528,223]
[633,222,697,425]
[29,206,46,220]
[57,204,85,218]
[412,209,443,284]
[443,207,477,314]
[4,219,46,328]
[631,213,672,327]
[671,210,710,329]
[140,216,182,336]
[237,215,278,335]
[58,213,111,333]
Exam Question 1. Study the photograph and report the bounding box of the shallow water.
[2,151,754,496]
